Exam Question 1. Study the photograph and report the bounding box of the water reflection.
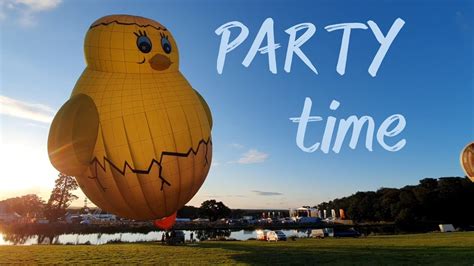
[195,229,231,241]
[0,229,311,245]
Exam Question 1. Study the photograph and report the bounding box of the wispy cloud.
[26,122,49,129]
[0,95,55,123]
[455,11,470,32]
[229,143,244,149]
[0,0,62,27]
[238,149,269,164]
[205,194,245,198]
[252,190,283,196]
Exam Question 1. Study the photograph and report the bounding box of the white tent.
[439,224,455,232]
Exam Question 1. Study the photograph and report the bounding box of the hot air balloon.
[47,15,213,220]
[461,142,474,182]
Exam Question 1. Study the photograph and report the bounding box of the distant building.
[289,207,319,219]
[80,209,117,225]
[175,218,191,223]
[192,218,210,223]
[64,210,82,224]
[242,216,254,221]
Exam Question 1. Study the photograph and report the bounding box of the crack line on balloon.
[88,138,212,192]
[204,141,209,166]
[90,21,168,31]
[87,161,107,191]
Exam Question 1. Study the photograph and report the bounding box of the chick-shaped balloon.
[48,15,213,220]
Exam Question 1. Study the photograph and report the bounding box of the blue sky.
[0,0,472,209]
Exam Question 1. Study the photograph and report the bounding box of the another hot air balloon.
[48,15,213,220]
[461,142,474,182]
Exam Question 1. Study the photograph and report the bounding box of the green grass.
[0,232,473,265]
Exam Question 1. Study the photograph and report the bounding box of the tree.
[177,205,200,219]
[44,173,78,222]
[199,200,231,221]
[0,194,45,218]
[230,209,245,219]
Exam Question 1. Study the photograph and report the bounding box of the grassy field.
[0,232,473,265]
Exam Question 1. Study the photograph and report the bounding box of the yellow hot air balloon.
[47,15,213,220]
[461,142,474,182]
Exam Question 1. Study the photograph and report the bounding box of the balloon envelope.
[461,142,474,182]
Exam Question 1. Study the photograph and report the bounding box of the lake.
[0,229,312,245]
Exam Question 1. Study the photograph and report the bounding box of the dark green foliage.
[316,177,474,227]
[44,173,78,222]
[177,205,200,219]
[199,199,231,221]
[0,194,45,218]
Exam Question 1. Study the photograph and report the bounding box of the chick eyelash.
[160,32,169,39]
[134,30,148,38]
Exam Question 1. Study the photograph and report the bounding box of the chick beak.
[149,54,172,71]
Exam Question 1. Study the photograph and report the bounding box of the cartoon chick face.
[48,15,212,220]
[84,15,180,73]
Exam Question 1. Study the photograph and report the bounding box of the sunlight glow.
[0,137,56,199]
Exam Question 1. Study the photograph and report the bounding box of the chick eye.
[160,34,172,54]
[135,31,152,53]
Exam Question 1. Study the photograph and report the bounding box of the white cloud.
[237,149,269,164]
[15,0,62,11]
[0,95,55,123]
[0,0,62,26]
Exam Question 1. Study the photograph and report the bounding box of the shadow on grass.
[192,240,474,265]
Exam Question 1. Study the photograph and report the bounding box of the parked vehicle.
[323,228,334,237]
[280,218,296,224]
[225,219,240,225]
[311,229,325,238]
[256,230,268,241]
[167,230,185,244]
[275,230,287,241]
[298,217,320,223]
[257,218,272,224]
[267,230,287,241]
[242,218,257,225]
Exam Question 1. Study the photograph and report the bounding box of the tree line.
[2,175,472,227]
[316,177,474,227]
[0,173,78,222]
